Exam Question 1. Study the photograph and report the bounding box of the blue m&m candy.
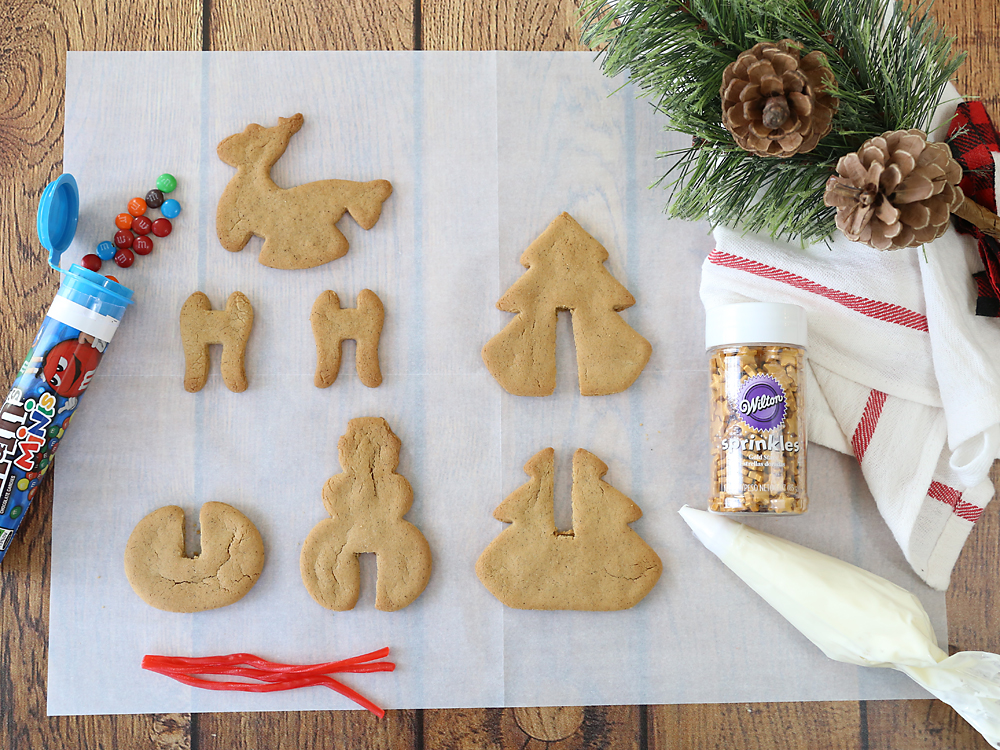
[160,199,181,219]
[96,241,116,260]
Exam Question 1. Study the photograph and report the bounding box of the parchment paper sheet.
[46,51,944,714]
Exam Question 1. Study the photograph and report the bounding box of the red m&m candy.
[114,230,134,249]
[132,215,153,235]
[81,254,102,272]
[128,197,147,216]
[114,248,135,268]
[115,213,133,230]
[133,235,154,255]
[151,218,172,237]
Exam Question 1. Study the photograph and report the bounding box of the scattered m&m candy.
[160,199,181,219]
[156,173,177,193]
[132,215,153,235]
[114,229,134,249]
[133,235,154,255]
[145,189,164,209]
[114,248,135,268]
[128,197,147,216]
[101,175,181,272]
[81,254,102,272]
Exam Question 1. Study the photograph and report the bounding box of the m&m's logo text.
[0,390,27,514]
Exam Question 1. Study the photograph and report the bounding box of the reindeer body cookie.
[217,114,393,270]
[483,213,651,396]
[476,447,661,610]
[301,417,432,612]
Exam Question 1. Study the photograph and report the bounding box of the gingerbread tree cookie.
[216,114,392,270]
[300,417,431,612]
[482,213,651,396]
[476,447,662,610]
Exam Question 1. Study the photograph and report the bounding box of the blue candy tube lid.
[38,174,80,270]
[36,173,135,308]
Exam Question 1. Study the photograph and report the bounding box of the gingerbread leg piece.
[179,291,254,393]
[310,289,384,388]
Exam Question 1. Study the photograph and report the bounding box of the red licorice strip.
[141,649,394,717]
[145,662,394,679]
[144,647,391,676]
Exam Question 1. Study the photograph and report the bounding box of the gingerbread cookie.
[217,113,393,270]
[482,213,651,396]
[124,502,265,613]
[476,447,661,610]
[179,291,254,393]
[300,417,432,612]
[311,289,384,388]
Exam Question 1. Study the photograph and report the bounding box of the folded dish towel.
[700,104,1000,590]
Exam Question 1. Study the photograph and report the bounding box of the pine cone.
[721,40,839,158]
[823,129,964,250]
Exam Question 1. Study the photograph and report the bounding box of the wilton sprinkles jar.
[705,303,808,514]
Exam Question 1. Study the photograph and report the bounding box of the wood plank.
[866,700,993,750]
[930,0,1000,117]
[196,710,419,750]
[207,0,413,51]
[649,702,862,750]
[423,706,641,749]
[0,3,200,749]
[421,0,583,50]
[947,468,1000,655]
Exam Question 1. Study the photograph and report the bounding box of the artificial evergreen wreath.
[579,0,968,248]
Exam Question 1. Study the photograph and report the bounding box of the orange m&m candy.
[115,213,133,230]
[128,197,147,216]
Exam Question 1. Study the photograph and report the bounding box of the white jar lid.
[705,302,807,349]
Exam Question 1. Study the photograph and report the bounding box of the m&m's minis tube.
[0,175,134,563]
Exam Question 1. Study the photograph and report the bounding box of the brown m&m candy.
[145,189,164,209]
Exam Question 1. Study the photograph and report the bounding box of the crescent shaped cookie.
[124,501,265,613]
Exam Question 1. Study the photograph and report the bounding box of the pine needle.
[579,0,965,243]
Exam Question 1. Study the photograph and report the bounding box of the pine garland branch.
[580,0,965,244]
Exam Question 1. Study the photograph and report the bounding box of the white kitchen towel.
[701,210,1000,589]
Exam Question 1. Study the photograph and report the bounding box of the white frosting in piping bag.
[679,506,1000,748]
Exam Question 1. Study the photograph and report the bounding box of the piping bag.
[0,175,134,564]
[679,506,1000,747]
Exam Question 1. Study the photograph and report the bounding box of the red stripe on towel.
[851,390,887,462]
[928,480,983,523]
[708,250,929,332]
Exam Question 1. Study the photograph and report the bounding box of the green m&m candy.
[156,173,177,193]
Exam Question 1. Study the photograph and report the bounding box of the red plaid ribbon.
[947,101,1000,317]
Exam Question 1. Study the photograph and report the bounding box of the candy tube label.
[0,315,109,560]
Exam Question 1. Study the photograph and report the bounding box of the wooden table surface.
[2,1,999,748]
